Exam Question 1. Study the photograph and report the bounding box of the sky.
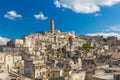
[1,0,120,44]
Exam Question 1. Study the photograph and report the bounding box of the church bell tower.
[50,19,54,33]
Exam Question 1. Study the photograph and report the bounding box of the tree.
[103,38,107,42]
[50,74,56,80]
[109,64,113,68]
[82,43,95,51]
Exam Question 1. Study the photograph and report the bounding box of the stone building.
[24,58,47,79]
[7,39,24,47]
[50,19,54,33]
[47,68,63,79]
[0,52,24,74]
[0,70,9,80]
[0,19,88,80]
[67,71,86,80]
[20,19,86,55]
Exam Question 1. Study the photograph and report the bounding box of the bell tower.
[50,19,54,33]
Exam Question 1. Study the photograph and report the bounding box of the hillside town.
[1,19,120,80]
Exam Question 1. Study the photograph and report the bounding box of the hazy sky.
[0,0,120,44]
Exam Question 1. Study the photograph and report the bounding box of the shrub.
[109,64,113,68]
[82,43,95,51]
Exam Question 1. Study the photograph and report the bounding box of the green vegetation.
[103,38,108,42]
[82,43,95,51]
[56,48,62,56]
[109,64,113,68]
[50,74,56,80]
[46,50,51,54]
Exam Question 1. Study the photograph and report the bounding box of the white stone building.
[0,52,24,73]
[24,58,47,79]
[7,39,24,47]
[67,71,86,80]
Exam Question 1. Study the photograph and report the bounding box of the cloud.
[54,0,61,8]
[105,29,111,32]
[34,12,48,20]
[4,11,22,20]
[54,0,120,13]
[109,25,120,31]
[86,32,120,39]
[95,13,102,16]
[0,37,10,45]
[105,25,120,32]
